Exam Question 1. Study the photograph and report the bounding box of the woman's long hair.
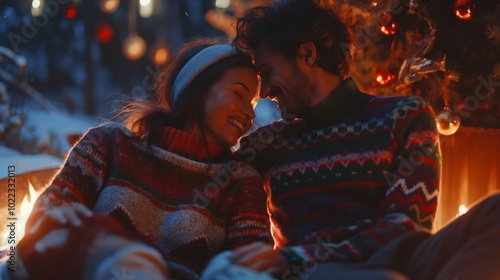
[118,38,255,145]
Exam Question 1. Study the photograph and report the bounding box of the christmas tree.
[322,0,499,131]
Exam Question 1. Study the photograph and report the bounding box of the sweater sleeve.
[223,161,272,249]
[279,97,441,265]
[26,125,113,229]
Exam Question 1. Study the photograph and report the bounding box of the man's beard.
[280,64,313,121]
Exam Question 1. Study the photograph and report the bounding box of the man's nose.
[259,80,271,99]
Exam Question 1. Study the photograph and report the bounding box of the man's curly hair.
[233,0,353,79]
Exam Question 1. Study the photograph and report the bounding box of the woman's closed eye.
[233,91,243,100]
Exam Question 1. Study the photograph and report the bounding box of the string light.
[31,0,44,17]
[374,72,396,86]
[139,0,153,18]
[215,0,230,9]
[100,0,120,14]
[97,22,114,43]
[150,41,169,65]
[123,0,146,60]
[66,3,77,20]
[123,34,146,60]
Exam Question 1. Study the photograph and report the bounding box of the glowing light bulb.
[139,0,153,18]
[122,33,146,60]
[100,0,120,14]
[31,0,44,16]
[458,204,468,216]
[215,0,230,9]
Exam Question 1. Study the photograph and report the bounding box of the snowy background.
[0,0,280,174]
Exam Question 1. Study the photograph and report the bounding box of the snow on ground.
[10,108,100,156]
[21,108,99,152]
[0,146,61,179]
[1,108,101,178]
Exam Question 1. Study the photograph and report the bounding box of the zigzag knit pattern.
[27,123,271,280]
[237,78,441,266]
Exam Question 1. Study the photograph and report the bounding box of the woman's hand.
[29,204,93,234]
[230,241,289,277]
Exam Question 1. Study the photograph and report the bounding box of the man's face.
[254,44,313,117]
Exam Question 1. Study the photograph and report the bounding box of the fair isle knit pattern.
[236,78,441,265]
[27,123,271,280]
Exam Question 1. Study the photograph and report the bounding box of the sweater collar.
[151,126,232,163]
[298,77,374,128]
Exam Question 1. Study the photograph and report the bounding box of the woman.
[13,39,271,280]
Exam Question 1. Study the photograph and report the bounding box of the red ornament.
[379,12,399,36]
[454,0,476,21]
[66,3,77,19]
[373,66,396,87]
[97,22,114,43]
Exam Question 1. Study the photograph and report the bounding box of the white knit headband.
[172,45,239,104]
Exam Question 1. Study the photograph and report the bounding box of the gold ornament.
[436,107,461,135]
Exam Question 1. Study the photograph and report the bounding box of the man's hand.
[230,241,288,277]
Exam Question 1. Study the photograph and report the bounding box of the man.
[228,0,500,279]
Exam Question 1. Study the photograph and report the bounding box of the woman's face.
[201,66,260,147]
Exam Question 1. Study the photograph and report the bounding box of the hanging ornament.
[373,66,397,87]
[435,107,461,135]
[379,12,399,36]
[66,1,77,19]
[122,34,146,60]
[407,0,418,14]
[122,0,146,60]
[436,74,460,135]
[395,0,441,91]
[100,0,120,14]
[454,0,476,21]
[96,22,114,43]
[398,56,446,84]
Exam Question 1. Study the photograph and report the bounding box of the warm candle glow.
[458,204,468,216]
